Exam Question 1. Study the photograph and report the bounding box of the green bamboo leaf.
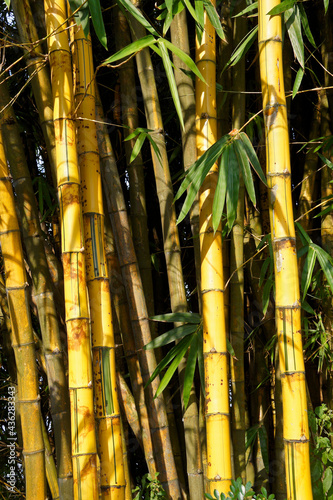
[259,257,271,288]
[124,127,148,141]
[183,334,198,409]
[163,11,174,34]
[130,132,147,163]
[227,338,235,357]
[146,133,163,165]
[175,136,228,202]
[298,4,316,48]
[150,312,201,323]
[262,278,274,315]
[195,0,205,43]
[239,132,267,185]
[301,246,316,300]
[203,0,225,40]
[267,0,296,16]
[4,0,10,7]
[145,338,188,387]
[69,0,90,37]
[233,1,258,18]
[176,138,229,224]
[312,244,333,293]
[212,145,228,231]
[323,467,333,494]
[314,202,333,218]
[88,0,107,49]
[181,0,203,27]
[226,142,240,230]
[144,324,199,349]
[292,67,304,99]
[246,424,259,450]
[284,5,304,68]
[258,426,269,472]
[234,137,256,205]
[165,0,172,12]
[318,152,333,170]
[301,300,315,315]
[162,39,206,83]
[295,221,311,245]
[103,35,157,65]
[158,39,185,131]
[116,0,158,36]
[223,25,258,70]
[155,335,193,397]
[324,0,329,14]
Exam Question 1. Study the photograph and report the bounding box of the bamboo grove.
[1,0,333,499]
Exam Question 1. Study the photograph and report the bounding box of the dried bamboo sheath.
[258,1,312,498]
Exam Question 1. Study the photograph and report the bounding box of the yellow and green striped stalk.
[258,1,312,498]
[0,127,46,499]
[0,78,73,499]
[71,22,126,499]
[44,2,99,498]
[196,5,232,495]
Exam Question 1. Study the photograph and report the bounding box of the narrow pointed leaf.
[226,142,240,230]
[284,6,304,68]
[295,221,311,244]
[259,256,271,288]
[4,0,10,7]
[130,132,147,163]
[144,324,198,349]
[224,26,258,70]
[318,152,333,170]
[116,0,159,36]
[150,312,201,323]
[163,39,206,83]
[227,338,236,357]
[145,338,188,387]
[267,0,295,16]
[203,0,225,40]
[312,244,333,293]
[197,332,205,396]
[239,132,267,185]
[159,39,185,130]
[103,35,157,64]
[163,10,174,35]
[195,0,205,43]
[165,0,172,12]
[301,246,316,300]
[298,4,316,48]
[233,1,258,18]
[212,145,228,231]
[69,0,90,37]
[234,137,256,204]
[262,278,274,315]
[183,334,199,409]
[147,134,163,164]
[292,67,304,99]
[324,0,329,14]
[155,335,193,397]
[181,0,203,27]
[88,0,107,49]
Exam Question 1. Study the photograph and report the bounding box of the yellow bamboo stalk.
[70,22,126,499]
[12,0,57,185]
[196,5,232,496]
[44,2,99,498]
[258,1,312,498]
[0,127,46,499]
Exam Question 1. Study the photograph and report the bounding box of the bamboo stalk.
[230,5,247,482]
[70,22,126,499]
[0,78,73,499]
[96,100,181,498]
[196,5,232,495]
[12,0,57,186]
[44,2,99,498]
[258,1,312,498]
[0,127,46,499]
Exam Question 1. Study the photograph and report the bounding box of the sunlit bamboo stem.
[196,5,232,495]
[70,22,126,499]
[44,2,99,498]
[0,127,46,499]
[258,1,312,498]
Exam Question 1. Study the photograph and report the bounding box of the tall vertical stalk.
[258,1,312,498]
[44,2,99,497]
[71,22,126,499]
[0,127,46,499]
[196,5,232,495]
